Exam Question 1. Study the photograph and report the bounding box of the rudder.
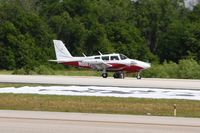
[53,40,73,60]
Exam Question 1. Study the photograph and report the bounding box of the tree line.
[0,0,200,72]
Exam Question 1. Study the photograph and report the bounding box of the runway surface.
[0,75,200,89]
[0,110,199,133]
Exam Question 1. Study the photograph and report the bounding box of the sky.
[131,0,200,9]
[185,0,200,9]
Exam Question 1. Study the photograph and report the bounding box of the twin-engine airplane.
[50,40,151,79]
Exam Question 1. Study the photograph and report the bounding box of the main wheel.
[102,73,108,78]
[113,71,125,79]
[113,72,118,78]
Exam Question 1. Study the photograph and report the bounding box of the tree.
[106,22,153,60]
[0,2,55,70]
[131,0,186,54]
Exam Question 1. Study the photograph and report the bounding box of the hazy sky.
[131,0,200,9]
[185,0,200,9]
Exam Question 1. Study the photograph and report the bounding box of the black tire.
[113,72,124,79]
[113,73,118,78]
[102,73,108,78]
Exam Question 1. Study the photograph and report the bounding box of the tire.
[113,72,124,79]
[113,73,118,78]
[102,73,108,78]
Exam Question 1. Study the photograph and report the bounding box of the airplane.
[49,40,151,79]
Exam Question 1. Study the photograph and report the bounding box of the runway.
[0,76,200,132]
[0,110,199,133]
[0,75,200,89]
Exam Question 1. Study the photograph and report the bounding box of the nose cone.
[143,62,151,69]
[129,59,151,70]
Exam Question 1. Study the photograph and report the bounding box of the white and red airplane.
[50,40,151,79]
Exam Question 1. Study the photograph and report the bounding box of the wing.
[82,59,112,70]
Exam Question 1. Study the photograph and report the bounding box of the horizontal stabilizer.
[48,57,83,63]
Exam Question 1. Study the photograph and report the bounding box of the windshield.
[120,54,128,60]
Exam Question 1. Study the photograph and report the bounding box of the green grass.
[0,83,52,88]
[0,84,26,88]
[0,70,13,75]
[0,94,199,118]
[0,69,117,77]
[53,70,100,76]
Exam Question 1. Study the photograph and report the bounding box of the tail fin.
[53,40,73,60]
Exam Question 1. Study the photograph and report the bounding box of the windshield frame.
[119,54,128,60]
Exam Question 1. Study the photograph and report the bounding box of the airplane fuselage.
[60,53,150,72]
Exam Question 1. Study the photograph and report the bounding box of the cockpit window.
[111,56,119,60]
[120,54,128,60]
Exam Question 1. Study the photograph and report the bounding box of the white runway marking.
[0,86,200,100]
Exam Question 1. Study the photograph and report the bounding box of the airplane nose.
[129,59,151,70]
[143,62,151,69]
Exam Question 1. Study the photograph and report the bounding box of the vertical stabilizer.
[53,40,73,60]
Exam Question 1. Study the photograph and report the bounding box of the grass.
[0,93,199,118]
[0,83,52,88]
[0,69,120,77]
[53,70,100,76]
[0,70,13,75]
[0,69,101,76]
[0,84,26,88]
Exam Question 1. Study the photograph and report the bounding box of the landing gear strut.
[136,72,141,79]
[113,71,125,79]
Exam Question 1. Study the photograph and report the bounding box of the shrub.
[177,59,200,79]
[143,59,200,79]
[33,65,55,75]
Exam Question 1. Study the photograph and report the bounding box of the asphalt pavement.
[0,75,200,89]
[0,110,199,133]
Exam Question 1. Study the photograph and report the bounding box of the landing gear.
[101,69,108,78]
[136,72,142,79]
[113,71,125,79]
[102,73,108,78]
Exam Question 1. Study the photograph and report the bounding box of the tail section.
[53,40,72,60]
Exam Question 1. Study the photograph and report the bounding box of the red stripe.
[123,65,143,72]
[108,63,126,68]
[62,62,79,67]
[62,62,143,72]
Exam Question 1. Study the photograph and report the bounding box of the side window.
[102,56,109,61]
[111,56,119,60]
[94,57,100,59]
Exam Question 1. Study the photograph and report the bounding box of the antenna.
[82,53,86,57]
[98,51,102,55]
